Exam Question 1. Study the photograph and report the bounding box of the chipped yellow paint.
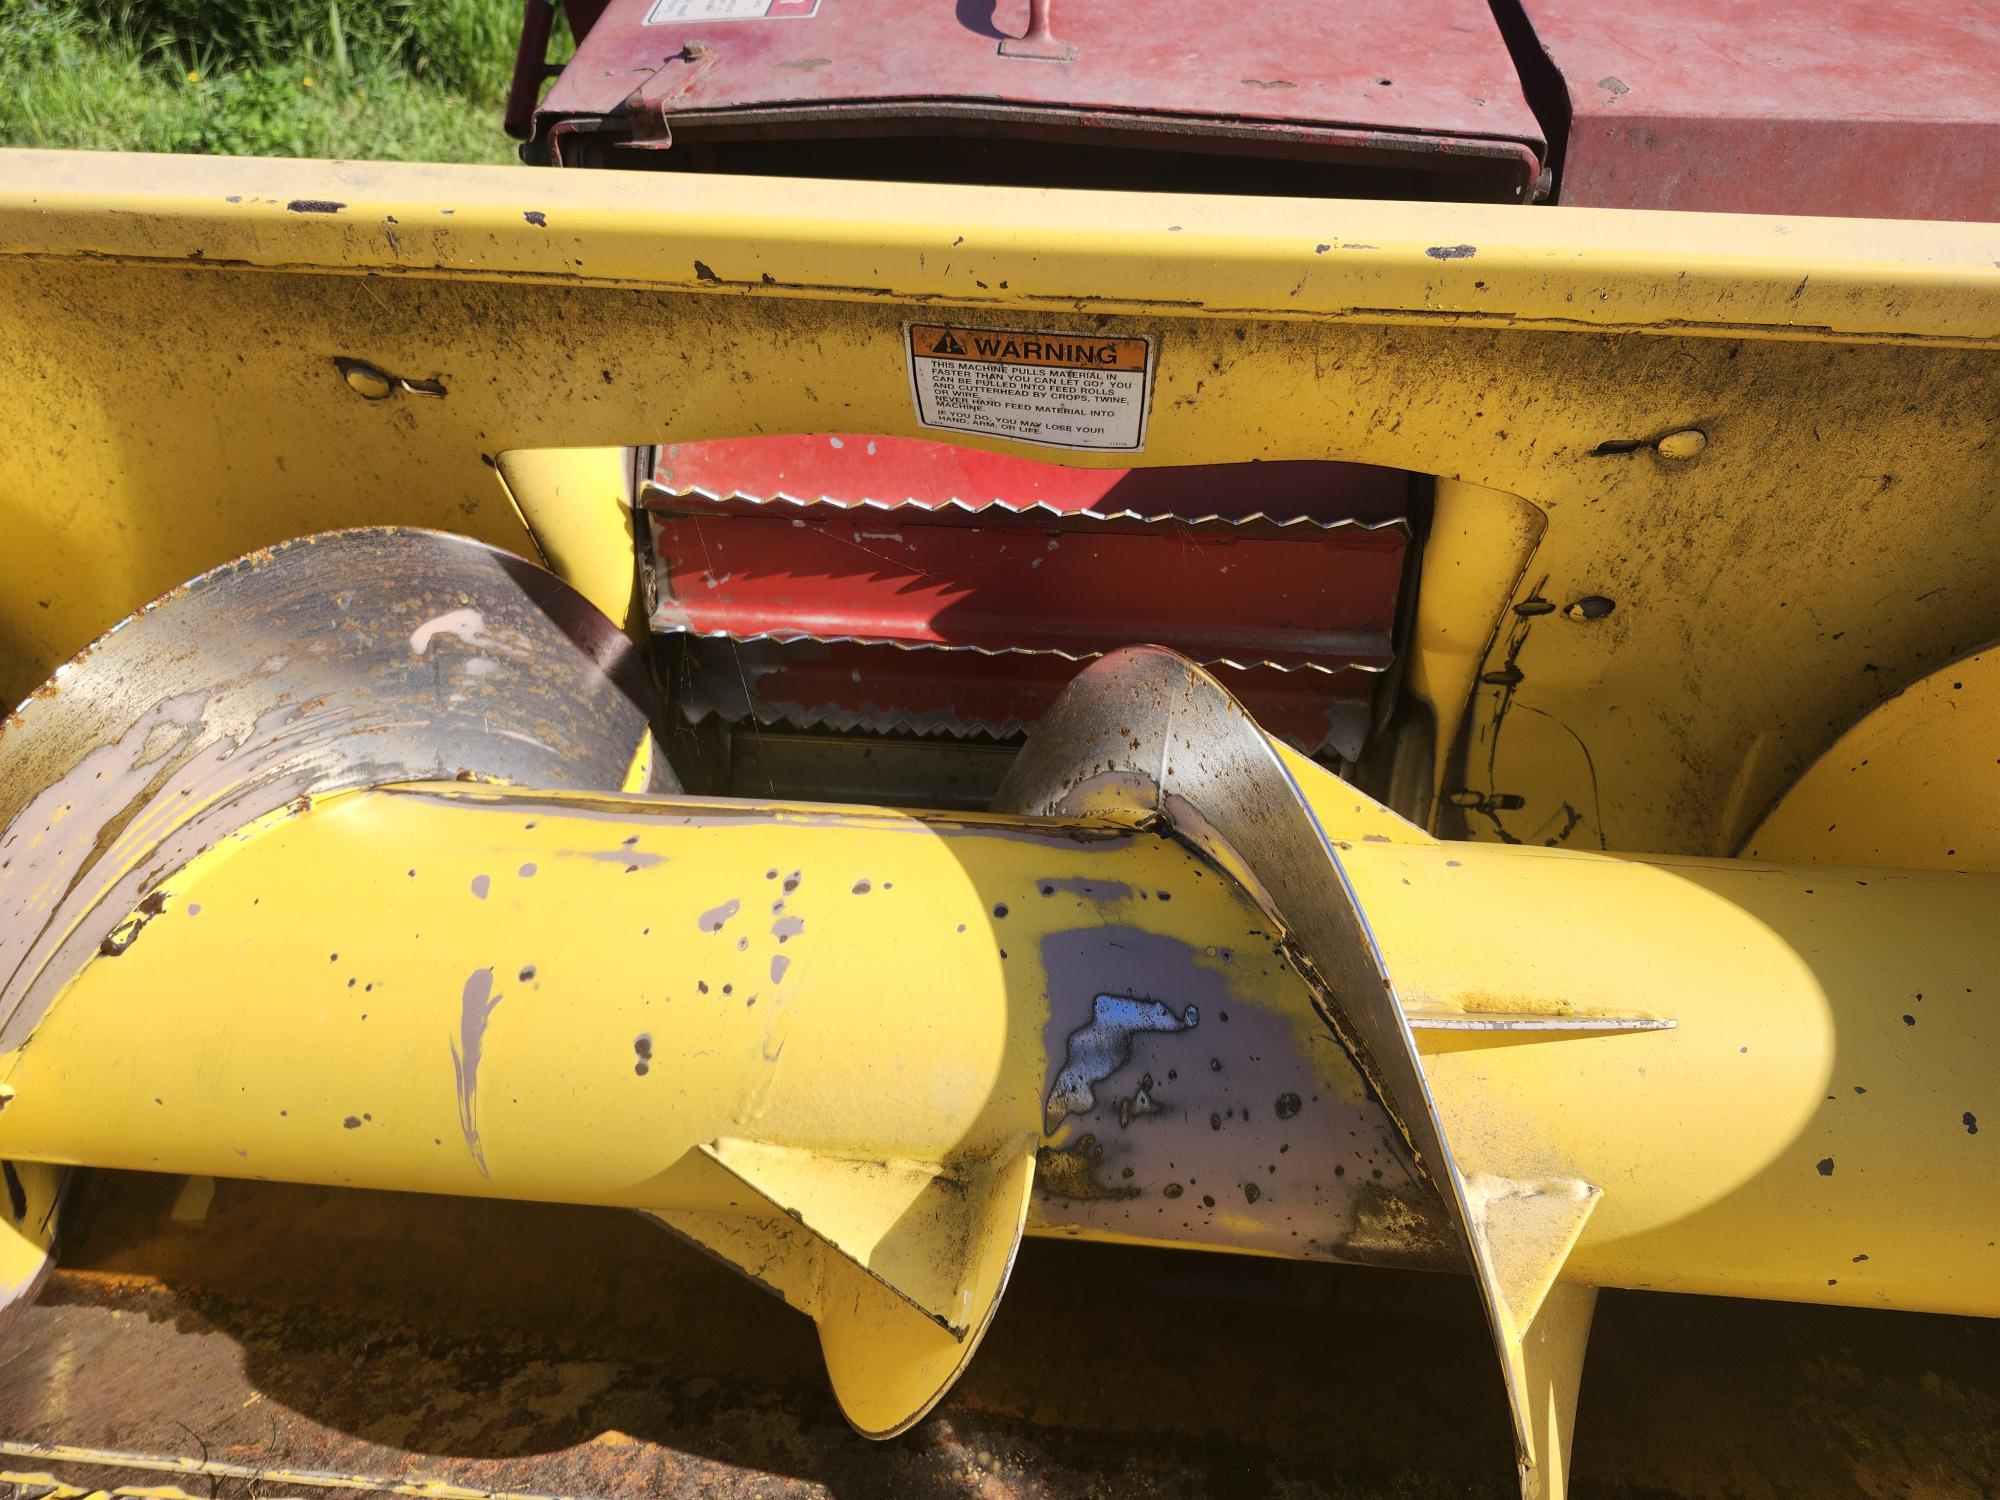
[1,152,1997,858]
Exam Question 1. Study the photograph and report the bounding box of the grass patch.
[0,0,553,161]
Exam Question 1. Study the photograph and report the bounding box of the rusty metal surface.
[3,1169,1996,1499]
[674,638,1381,757]
[537,0,1543,197]
[1528,0,2000,220]
[0,529,668,1054]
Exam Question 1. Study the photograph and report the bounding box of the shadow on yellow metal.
[1744,640,2000,873]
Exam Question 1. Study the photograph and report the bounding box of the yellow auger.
[2,531,1991,1499]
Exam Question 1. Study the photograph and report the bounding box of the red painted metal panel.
[646,439,1409,756]
[1527,0,2000,220]
[647,496,1404,667]
[654,434,1409,523]
[543,0,1542,188]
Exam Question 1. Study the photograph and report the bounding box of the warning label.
[644,0,818,24]
[906,323,1155,452]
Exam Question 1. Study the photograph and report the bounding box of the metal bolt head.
[337,359,395,400]
[1656,428,1707,460]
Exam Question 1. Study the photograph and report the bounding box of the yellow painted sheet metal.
[1339,837,1998,1316]
[2,153,1998,860]
[1744,641,2000,872]
[2,777,1991,1320]
[6,151,1998,341]
[0,783,1417,1272]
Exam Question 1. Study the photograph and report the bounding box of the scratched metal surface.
[2,1169,1995,1499]
[0,529,668,1054]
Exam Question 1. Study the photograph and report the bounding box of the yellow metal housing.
[1,151,1997,860]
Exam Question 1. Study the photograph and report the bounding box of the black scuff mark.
[1424,244,1477,260]
[1035,1134,1138,1201]
[1469,575,1546,846]
[287,199,347,215]
[693,259,722,283]
[1514,705,1609,850]
[524,211,548,227]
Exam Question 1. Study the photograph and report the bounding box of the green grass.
[0,0,554,162]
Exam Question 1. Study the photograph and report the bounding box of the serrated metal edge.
[676,629,1390,676]
[642,484,1409,534]
[684,695,1038,742]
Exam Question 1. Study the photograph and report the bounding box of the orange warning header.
[909,324,1149,372]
